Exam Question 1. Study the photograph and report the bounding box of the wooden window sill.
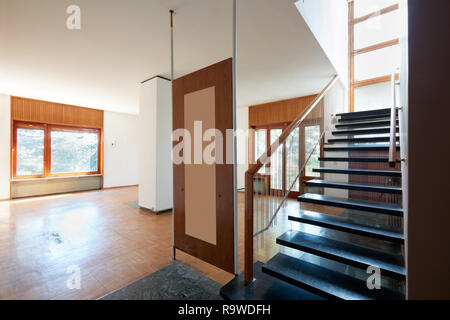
[11,174,103,182]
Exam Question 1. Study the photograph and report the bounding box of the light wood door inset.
[172,58,235,274]
[184,87,217,245]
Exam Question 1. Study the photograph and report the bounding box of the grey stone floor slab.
[99,261,223,300]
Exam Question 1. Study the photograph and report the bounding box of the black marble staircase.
[221,108,405,300]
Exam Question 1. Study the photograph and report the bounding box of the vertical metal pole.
[232,0,238,276]
[170,9,175,261]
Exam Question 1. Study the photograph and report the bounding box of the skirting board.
[139,206,172,215]
[103,184,138,190]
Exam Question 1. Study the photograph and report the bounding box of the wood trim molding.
[353,73,399,88]
[348,0,355,113]
[102,185,138,190]
[354,39,399,55]
[352,4,399,25]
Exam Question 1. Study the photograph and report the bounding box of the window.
[16,127,45,176]
[285,128,300,192]
[304,125,321,178]
[51,129,99,174]
[349,0,400,112]
[13,122,101,178]
[254,129,267,161]
[270,128,283,190]
[251,123,322,197]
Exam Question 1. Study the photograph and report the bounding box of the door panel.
[172,58,235,274]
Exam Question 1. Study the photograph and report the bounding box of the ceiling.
[0,0,335,114]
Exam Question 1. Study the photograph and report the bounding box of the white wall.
[354,82,392,112]
[323,82,348,198]
[0,94,10,200]
[236,107,249,189]
[138,77,173,212]
[103,111,139,188]
[296,0,349,86]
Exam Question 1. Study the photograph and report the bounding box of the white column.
[138,77,173,212]
[0,94,11,200]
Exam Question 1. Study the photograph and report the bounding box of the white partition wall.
[138,76,173,212]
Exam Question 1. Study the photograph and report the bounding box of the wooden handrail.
[244,74,339,284]
[247,75,339,177]
[389,72,398,167]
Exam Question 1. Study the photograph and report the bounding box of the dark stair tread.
[305,179,402,194]
[262,253,405,300]
[276,231,405,280]
[220,261,323,300]
[319,157,399,163]
[313,168,401,177]
[324,143,399,152]
[338,114,391,123]
[289,210,404,244]
[335,120,396,129]
[337,108,391,119]
[298,193,403,216]
[332,127,398,136]
[327,136,398,143]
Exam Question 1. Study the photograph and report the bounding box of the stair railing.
[244,75,339,283]
[389,70,400,167]
[253,130,325,238]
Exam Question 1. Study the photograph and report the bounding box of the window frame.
[250,122,324,198]
[13,121,102,179]
[348,0,400,112]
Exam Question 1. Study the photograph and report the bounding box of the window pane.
[354,10,400,50]
[285,128,299,192]
[305,126,321,177]
[51,130,99,174]
[355,44,400,81]
[254,129,266,161]
[16,128,44,176]
[354,0,398,18]
[270,129,283,190]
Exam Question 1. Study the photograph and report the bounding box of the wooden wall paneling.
[11,96,104,129]
[172,58,235,274]
[248,94,317,127]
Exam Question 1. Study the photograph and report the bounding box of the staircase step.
[324,143,399,152]
[335,120,396,129]
[327,136,398,144]
[338,114,391,123]
[288,210,404,244]
[337,108,391,120]
[276,231,405,280]
[262,253,405,300]
[332,127,397,136]
[319,157,399,163]
[298,193,403,216]
[305,179,402,194]
[220,261,323,300]
[313,168,401,177]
